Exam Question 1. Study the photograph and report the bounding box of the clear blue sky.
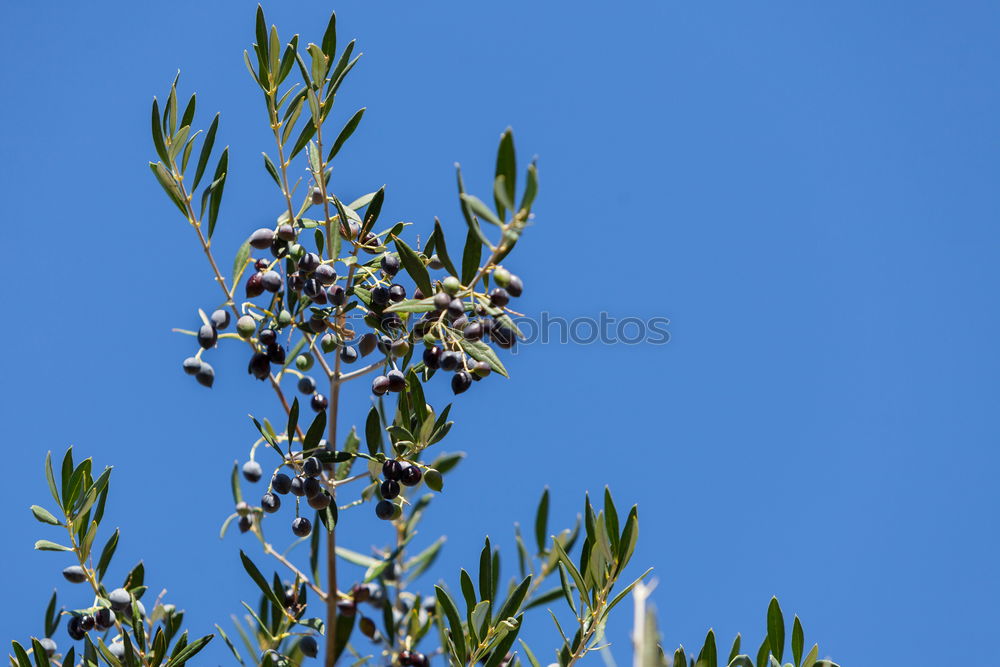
[2,1,997,664]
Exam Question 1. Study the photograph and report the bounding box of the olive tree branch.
[166,154,301,438]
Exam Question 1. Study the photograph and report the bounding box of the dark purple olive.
[242,461,263,483]
[262,270,282,292]
[328,284,346,305]
[197,324,217,349]
[272,473,292,494]
[311,393,328,411]
[451,371,472,394]
[94,607,115,630]
[463,322,483,341]
[298,376,316,394]
[302,476,322,498]
[210,309,230,330]
[439,351,460,372]
[303,279,322,299]
[506,275,523,297]
[422,346,441,369]
[261,493,280,513]
[400,464,422,487]
[433,292,451,311]
[358,332,377,357]
[374,499,395,520]
[307,492,331,509]
[447,298,464,319]
[248,352,270,380]
[67,615,85,640]
[315,264,336,285]
[62,566,87,583]
[388,284,406,302]
[382,459,403,481]
[371,286,389,306]
[266,344,286,365]
[386,370,406,392]
[381,254,400,276]
[489,287,510,307]
[246,272,265,298]
[300,636,319,658]
[195,363,215,387]
[277,223,296,242]
[340,346,358,364]
[249,228,274,249]
[292,517,312,537]
[299,253,321,274]
[303,456,322,477]
[259,328,277,346]
[372,375,390,395]
[381,479,400,500]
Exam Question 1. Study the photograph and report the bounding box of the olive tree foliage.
[10,7,840,667]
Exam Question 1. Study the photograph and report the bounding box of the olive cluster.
[374,459,422,520]
[407,269,524,396]
[397,649,431,667]
[241,454,334,538]
[65,606,116,640]
[177,215,363,388]
[58,584,131,640]
[180,212,525,408]
[181,308,231,387]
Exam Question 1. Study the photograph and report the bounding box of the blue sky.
[2,1,998,664]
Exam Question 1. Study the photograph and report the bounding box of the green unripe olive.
[277,309,293,327]
[424,469,443,492]
[390,339,409,358]
[288,243,304,259]
[493,267,511,287]
[296,353,314,371]
[321,333,339,354]
[441,276,461,295]
[237,315,256,339]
